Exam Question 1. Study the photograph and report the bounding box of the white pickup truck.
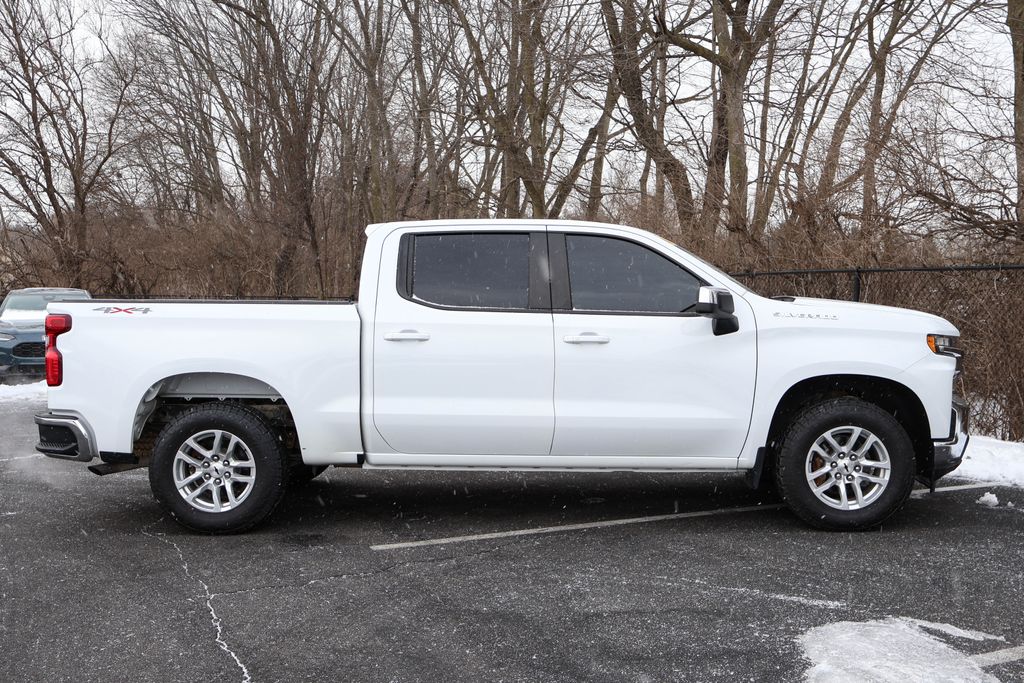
[34,220,968,533]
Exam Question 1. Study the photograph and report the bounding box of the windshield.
[0,291,90,322]
[684,251,752,293]
[642,231,752,295]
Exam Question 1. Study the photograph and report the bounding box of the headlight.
[0,333,13,342]
[927,334,960,355]
[927,333,963,371]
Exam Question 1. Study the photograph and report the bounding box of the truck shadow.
[271,468,783,533]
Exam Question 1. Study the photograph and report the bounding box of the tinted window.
[566,235,701,313]
[412,233,530,309]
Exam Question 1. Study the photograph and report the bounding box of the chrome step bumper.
[34,413,96,462]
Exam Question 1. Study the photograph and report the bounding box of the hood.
[778,296,958,335]
[0,318,44,333]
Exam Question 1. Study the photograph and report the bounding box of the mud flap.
[745,447,768,490]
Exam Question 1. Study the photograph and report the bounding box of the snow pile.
[976,492,999,507]
[958,436,1024,489]
[0,381,47,403]
[799,617,1002,682]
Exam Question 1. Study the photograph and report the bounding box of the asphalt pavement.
[2,395,1022,682]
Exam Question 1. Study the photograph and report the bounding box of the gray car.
[0,288,92,383]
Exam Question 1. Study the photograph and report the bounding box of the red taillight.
[44,314,72,387]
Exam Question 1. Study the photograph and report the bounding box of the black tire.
[289,462,328,486]
[149,403,288,533]
[774,397,916,531]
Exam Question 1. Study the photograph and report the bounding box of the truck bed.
[44,300,363,464]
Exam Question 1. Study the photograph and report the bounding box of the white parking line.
[971,644,1024,667]
[910,482,999,497]
[372,482,1012,551]
[371,503,785,550]
[674,576,847,610]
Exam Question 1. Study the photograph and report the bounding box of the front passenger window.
[565,235,701,313]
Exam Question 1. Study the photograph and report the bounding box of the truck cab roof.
[7,287,92,296]
[364,218,635,237]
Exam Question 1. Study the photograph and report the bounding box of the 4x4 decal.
[93,306,152,315]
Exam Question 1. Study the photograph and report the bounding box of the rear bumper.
[932,395,969,480]
[34,413,96,462]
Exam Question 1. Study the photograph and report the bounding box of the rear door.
[549,232,757,459]
[371,229,555,455]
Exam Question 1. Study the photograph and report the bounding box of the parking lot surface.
[2,395,1022,682]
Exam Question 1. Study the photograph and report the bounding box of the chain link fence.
[733,265,1024,441]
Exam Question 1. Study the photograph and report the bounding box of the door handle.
[384,330,431,342]
[563,334,610,344]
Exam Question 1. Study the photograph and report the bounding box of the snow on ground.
[976,492,999,507]
[799,617,1003,683]
[0,381,46,403]
[958,436,1024,489]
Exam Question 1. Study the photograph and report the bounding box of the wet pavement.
[2,395,1022,682]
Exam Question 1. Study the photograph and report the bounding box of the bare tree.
[602,0,695,234]
[0,0,1018,293]
[0,0,133,285]
[658,0,786,241]
[1009,0,1024,233]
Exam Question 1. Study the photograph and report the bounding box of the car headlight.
[927,333,963,371]
[927,334,960,355]
[0,333,14,342]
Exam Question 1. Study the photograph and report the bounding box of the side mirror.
[695,286,739,336]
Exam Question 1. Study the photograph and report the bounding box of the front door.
[549,233,756,459]
[372,229,555,455]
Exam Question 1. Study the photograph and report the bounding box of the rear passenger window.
[411,233,530,309]
[566,235,701,313]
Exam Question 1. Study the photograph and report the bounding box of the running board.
[88,462,145,476]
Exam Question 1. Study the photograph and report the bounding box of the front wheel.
[149,404,288,533]
[774,397,916,531]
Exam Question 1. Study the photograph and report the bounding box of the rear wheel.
[775,397,916,530]
[149,404,288,533]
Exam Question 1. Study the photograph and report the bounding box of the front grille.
[13,342,44,358]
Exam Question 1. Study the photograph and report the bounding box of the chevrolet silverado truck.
[34,220,968,533]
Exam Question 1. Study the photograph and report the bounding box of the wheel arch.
[765,374,933,478]
[131,372,299,460]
